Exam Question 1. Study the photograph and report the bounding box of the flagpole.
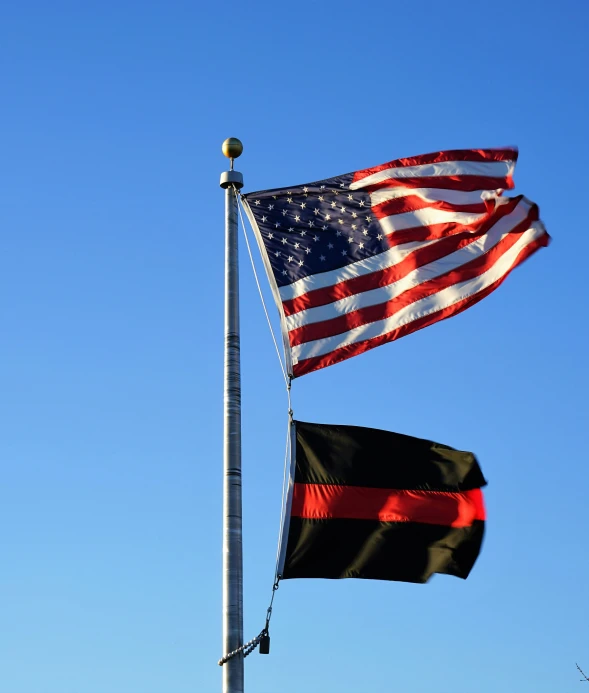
[220,138,245,693]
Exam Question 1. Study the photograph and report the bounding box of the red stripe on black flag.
[291,484,486,526]
[280,421,487,584]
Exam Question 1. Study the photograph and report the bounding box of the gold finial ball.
[222,137,243,159]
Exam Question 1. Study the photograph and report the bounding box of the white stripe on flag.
[369,187,495,207]
[377,208,487,234]
[350,159,515,190]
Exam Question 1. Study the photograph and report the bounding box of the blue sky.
[1,1,588,692]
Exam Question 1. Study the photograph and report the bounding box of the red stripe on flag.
[372,194,488,219]
[381,222,489,248]
[352,148,518,183]
[361,174,515,194]
[291,232,549,376]
[291,483,486,527]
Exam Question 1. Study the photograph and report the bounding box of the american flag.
[242,148,549,378]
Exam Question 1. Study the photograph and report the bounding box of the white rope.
[235,188,289,388]
[274,409,292,572]
[235,186,294,576]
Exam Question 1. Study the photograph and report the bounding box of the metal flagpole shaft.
[220,138,245,693]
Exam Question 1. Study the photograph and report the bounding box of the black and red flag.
[278,421,487,584]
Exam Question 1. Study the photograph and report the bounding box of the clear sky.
[2,1,588,692]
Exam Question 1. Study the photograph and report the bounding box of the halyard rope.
[235,187,288,387]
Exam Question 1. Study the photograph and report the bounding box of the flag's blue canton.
[244,174,385,287]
